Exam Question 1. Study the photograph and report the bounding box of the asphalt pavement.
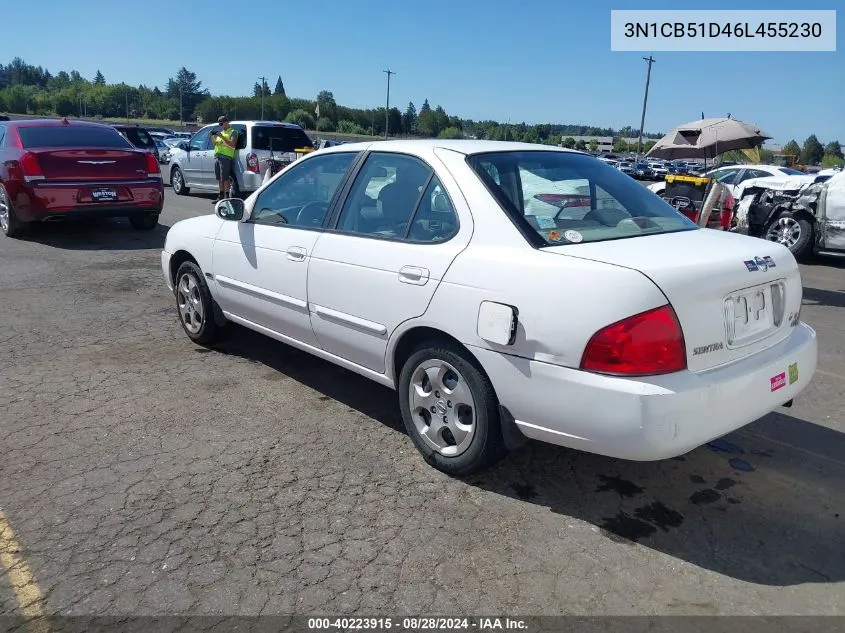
[1,187,844,619]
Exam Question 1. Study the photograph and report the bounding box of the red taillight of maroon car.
[145,152,161,178]
[720,192,735,230]
[580,305,687,376]
[20,152,45,182]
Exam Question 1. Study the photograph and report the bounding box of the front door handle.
[287,246,307,262]
[398,265,430,285]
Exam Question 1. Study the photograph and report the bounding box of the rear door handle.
[287,246,307,262]
[398,265,430,285]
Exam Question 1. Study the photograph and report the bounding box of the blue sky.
[6,0,842,146]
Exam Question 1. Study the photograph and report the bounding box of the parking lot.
[1,187,844,619]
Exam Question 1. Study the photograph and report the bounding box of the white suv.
[168,120,314,198]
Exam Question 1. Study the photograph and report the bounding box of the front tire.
[398,342,507,476]
[174,261,221,345]
[0,185,27,238]
[765,212,814,260]
[171,167,189,196]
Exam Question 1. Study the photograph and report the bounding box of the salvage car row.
[0,117,820,476]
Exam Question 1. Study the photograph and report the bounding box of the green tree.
[316,90,337,123]
[574,139,587,151]
[800,134,824,165]
[437,127,462,139]
[588,138,598,152]
[94,70,105,85]
[273,76,285,96]
[337,120,366,135]
[253,80,270,97]
[561,136,575,148]
[167,67,208,118]
[821,154,844,168]
[53,90,77,116]
[782,139,801,157]
[316,117,335,132]
[823,141,843,160]
[403,101,417,135]
[285,109,315,129]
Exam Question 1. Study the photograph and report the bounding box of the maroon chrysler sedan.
[0,118,164,238]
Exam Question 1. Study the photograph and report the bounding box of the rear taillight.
[247,153,260,173]
[720,192,735,230]
[679,208,700,223]
[20,152,45,182]
[580,305,687,376]
[145,152,161,178]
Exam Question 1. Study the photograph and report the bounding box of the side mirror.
[178,142,189,151]
[215,198,245,221]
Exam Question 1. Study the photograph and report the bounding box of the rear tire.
[174,261,221,345]
[129,213,159,230]
[0,185,27,239]
[171,167,189,196]
[398,342,507,476]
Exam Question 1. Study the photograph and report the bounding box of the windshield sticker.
[564,230,583,243]
[548,230,563,242]
[536,216,556,229]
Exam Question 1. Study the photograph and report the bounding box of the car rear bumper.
[14,181,164,222]
[472,321,817,461]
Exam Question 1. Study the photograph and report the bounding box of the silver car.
[167,120,314,198]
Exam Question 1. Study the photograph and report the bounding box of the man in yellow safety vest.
[210,115,239,202]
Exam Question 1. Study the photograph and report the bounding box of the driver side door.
[183,127,212,188]
[210,151,359,349]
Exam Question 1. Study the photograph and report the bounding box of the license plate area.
[724,281,786,348]
[91,187,118,202]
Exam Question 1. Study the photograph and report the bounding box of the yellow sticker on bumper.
[789,363,798,385]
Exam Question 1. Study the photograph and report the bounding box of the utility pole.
[383,69,395,138]
[179,85,183,129]
[636,55,655,159]
[258,76,266,119]
[125,88,129,119]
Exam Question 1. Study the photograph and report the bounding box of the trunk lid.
[543,229,803,372]
[31,148,150,181]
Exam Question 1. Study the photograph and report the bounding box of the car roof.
[203,120,305,129]
[314,139,585,157]
[4,118,118,130]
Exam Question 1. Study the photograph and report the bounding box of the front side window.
[189,128,211,151]
[467,150,697,246]
[335,153,433,239]
[251,152,357,228]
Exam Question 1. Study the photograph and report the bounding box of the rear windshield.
[467,150,698,246]
[19,125,134,149]
[250,125,313,152]
[115,127,155,148]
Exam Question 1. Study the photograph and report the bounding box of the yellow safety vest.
[213,128,238,158]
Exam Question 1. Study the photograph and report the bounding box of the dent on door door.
[307,151,470,373]
[210,151,359,348]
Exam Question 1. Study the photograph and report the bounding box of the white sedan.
[161,140,818,475]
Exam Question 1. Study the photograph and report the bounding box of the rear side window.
[250,125,313,152]
[118,127,155,148]
[18,126,133,149]
[468,150,698,246]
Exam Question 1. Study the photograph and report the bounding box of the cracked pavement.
[1,187,844,618]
